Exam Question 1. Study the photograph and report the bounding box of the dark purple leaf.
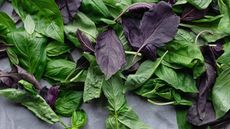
[55,0,81,24]
[210,40,224,58]
[122,1,180,60]
[187,46,217,126]
[181,5,207,21]
[14,65,42,90]
[0,70,20,88]
[76,30,95,53]
[95,29,126,79]
[40,86,59,107]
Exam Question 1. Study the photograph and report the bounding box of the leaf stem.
[195,30,213,45]
[148,99,174,106]
[125,51,142,56]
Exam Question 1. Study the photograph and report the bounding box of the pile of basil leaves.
[1,0,230,129]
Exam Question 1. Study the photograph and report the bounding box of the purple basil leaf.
[128,3,152,13]
[168,0,176,4]
[0,70,19,88]
[76,30,95,52]
[95,29,126,79]
[15,65,42,90]
[55,0,81,24]
[40,86,59,107]
[181,5,207,21]
[211,40,224,58]
[187,46,217,126]
[122,1,180,60]
[187,102,216,126]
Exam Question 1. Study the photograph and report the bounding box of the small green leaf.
[55,90,83,117]
[24,15,35,34]
[46,41,70,57]
[71,110,87,129]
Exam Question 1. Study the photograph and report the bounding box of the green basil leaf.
[46,41,70,57]
[6,30,47,79]
[0,12,16,38]
[12,0,64,42]
[212,67,230,118]
[71,110,87,129]
[103,76,151,129]
[163,29,205,78]
[19,80,37,95]
[24,15,35,34]
[83,63,105,102]
[125,51,167,90]
[55,90,83,117]
[0,89,59,124]
[155,65,198,93]
[45,59,76,82]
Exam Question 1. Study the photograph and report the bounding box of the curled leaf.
[122,1,180,60]
[95,29,126,79]
[76,29,95,52]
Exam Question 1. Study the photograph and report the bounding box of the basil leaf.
[212,67,230,118]
[83,63,105,102]
[103,76,151,129]
[55,90,83,117]
[0,89,59,124]
[163,29,205,78]
[46,41,70,57]
[155,64,198,93]
[95,29,126,79]
[70,110,87,129]
[6,30,47,79]
[12,0,64,42]
[0,12,16,38]
[125,51,167,90]
[45,59,76,82]
[218,39,230,65]
[24,15,35,34]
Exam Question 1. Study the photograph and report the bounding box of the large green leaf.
[83,63,105,102]
[0,12,16,38]
[218,39,230,65]
[155,64,198,93]
[12,0,64,42]
[6,30,47,79]
[45,59,76,82]
[55,90,83,117]
[125,51,167,90]
[163,29,205,78]
[212,67,230,118]
[103,76,151,129]
[0,89,59,124]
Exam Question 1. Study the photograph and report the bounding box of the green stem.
[195,30,213,45]
[148,99,174,106]
[125,51,142,56]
